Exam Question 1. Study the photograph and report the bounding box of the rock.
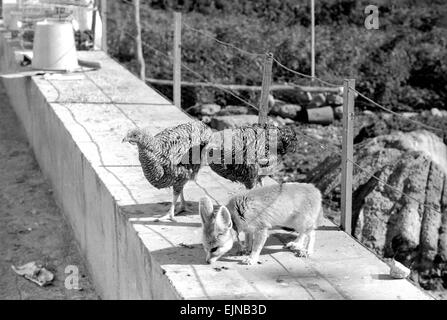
[431,108,442,117]
[272,116,294,126]
[201,116,212,124]
[307,93,326,109]
[200,104,221,116]
[388,259,411,279]
[334,106,343,119]
[309,130,447,273]
[268,94,275,109]
[186,104,221,116]
[11,262,54,287]
[271,104,302,120]
[401,112,419,118]
[209,115,275,130]
[430,108,447,118]
[326,94,343,106]
[218,105,250,116]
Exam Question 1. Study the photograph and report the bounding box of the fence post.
[258,52,273,125]
[133,0,145,80]
[341,79,355,234]
[173,11,182,109]
[92,0,97,47]
[100,0,107,53]
[310,0,315,80]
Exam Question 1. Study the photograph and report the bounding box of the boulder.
[430,108,447,118]
[272,116,294,126]
[307,93,326,109]
[326,94,343,106]
[309,130,447,281]
[271,104,302,120]
[186,103,221,116]
[200,104,221,116]
[334,106,343,120]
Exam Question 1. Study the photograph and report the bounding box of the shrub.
[107,0,447,111]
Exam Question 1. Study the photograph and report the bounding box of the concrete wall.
[0,31,433,300]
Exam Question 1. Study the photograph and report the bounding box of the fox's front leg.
[244,232,253,255]
[234,232,245,256]
[306,230,316,256]
[242,229,268,265]
[285,230,315,257]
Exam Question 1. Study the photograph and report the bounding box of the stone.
[200,104,221,116]
[334,106,343,119]
[307,93,326,109]
[326,94,343,106]
[271,104,302,120]
[309,130,447,273]
[388,259,411,279]
[431,108,442,117]
[201,116,212,124]
[272,116,294,127]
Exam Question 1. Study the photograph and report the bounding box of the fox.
[199,183,323,265]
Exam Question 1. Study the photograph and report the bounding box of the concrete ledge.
[0,31,433,299]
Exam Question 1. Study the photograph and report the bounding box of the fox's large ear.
[199,196,214,224]
[216,206,232,230]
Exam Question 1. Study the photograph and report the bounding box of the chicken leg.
[155,189,180,222]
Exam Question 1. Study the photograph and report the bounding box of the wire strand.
[293,131,444,218]
[122,30,260,112]
[110,7,446,220]
[273,58,341,88]
[348,158,444,217]
[183,22,263,59]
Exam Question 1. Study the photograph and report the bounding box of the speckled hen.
[207,124,297,189]
[123,121,213,221]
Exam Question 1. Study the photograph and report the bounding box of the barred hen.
[206,124,297,189]
[123,121,212,222]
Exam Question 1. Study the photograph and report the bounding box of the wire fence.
[101,3,445,231]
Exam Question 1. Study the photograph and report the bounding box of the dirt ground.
[0,83,98,300]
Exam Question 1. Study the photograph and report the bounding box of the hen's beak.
[122,137,129,143]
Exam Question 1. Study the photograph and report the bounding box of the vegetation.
[107,0,447,111]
